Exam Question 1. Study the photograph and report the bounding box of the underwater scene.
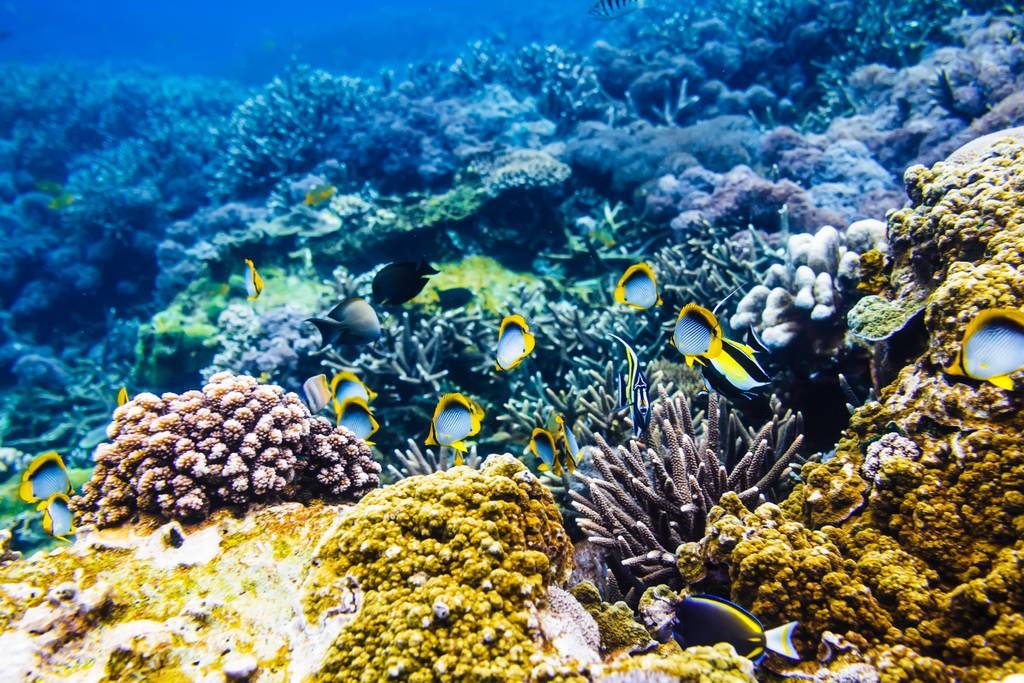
[1,0,1023,680]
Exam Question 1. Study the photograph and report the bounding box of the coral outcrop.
[73,372,380,527]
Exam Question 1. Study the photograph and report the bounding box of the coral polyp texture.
[72,372,380,527]
[687,138,1024,683]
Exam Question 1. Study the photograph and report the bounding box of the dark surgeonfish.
[672,594,799,662]
[19,451,73,504]
[609,333,652,438]
[372,260,439,305]
[945,308,1024,390]
[589,0,647,20]
[436,287,474,310]
[425,392,485,463]
[307,298,382,349]
[38,493,75,543]
[614,262,663,310]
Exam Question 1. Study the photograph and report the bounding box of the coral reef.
[72,372,380,527]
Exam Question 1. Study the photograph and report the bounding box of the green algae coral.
[307,453,576,682]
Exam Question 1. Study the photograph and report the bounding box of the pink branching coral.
[72,372,380,527]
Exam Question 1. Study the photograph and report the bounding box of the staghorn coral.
[387,439,481,481]
[72,372,380,527]
[570,388,802,597]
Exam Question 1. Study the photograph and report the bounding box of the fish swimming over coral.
[336,396,380,442]
[589,0,647,20]
[426,392,484,462]
[117,385,129,406]
[307,297,382,349]
[303,373,332,413]
[670,303,724,365]
[553,414,581,473]
[37,492,75,542]
[304,183,335,207]
[19,451,73,504]
[609,333,651,437]
[698,337,772,401]
[945,308,1024,390]
[244,258,263,301]
[671,594,799,662]
[436,287,474,310]
[330,371,377,404]
[372,260,439,305]
[495,314,536,371]
[614,262,662,310]
[529,427,562,475]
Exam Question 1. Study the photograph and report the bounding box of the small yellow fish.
[117,386,129,406]
[670,304,725,366]
[615,263,663,310]
[19,451,72,504]
[554,415,581,474]
[47,192,74,210]
[495,315,536,371]
[945,308,1024,390]
[38,492,75,542]
[304,184,336,207]
[244,258,263,301]
[336,396,380,443]
[529,427,561,476]
[426,393,485,463]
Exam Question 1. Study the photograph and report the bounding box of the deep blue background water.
[0,0,592,82]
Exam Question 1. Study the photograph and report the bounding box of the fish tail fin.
[307,318,340,349]
[764,621,800,660]
[989,374,1015,390]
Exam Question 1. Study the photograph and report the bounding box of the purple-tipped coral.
[72,372,380,528]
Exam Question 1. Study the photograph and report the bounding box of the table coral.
[72,372,380,527]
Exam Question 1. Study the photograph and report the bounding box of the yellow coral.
[308,454,576,682]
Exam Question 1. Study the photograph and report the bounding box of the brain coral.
[701,137,1024,682]
[73,372,380,527]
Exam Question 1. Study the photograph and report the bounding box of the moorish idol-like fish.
[945,308,1024,390]
[495,314,536,371]
[609,333,652,438]
[554,414,581,473]
[614,263,663,310]
[336,396,380,442]
[244,258,263,301]
[672,594,800,662]
[303,373,332,414]
[372,260,439,305]
[529,427,561,475]
[697,337,772,401]
[307,297,382,349]
[19,451,73,504]
[670,303,724,366]
[426,393,485,463]
[37,492,75,543]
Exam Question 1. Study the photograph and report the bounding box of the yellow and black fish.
[304,183,336,207]
[698,338,771,401]
[670,303,724,366]
[330,371,377,404]
[614,263,662,310]
[307,298,382,349]
[18,451,72,504]
[610,333,651,437]
[426,392,484,462]
[672,594,799,662]
[303,373,332,414]
[244,258,263,301]
[37,492,75,543]
[554,415,581,473]
[495,314,536,371]
[336,396,380,442]
[117,386,129,406]
[529,427,562,475]
[945,308,1024,390]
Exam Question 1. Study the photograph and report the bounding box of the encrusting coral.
[72,371,380,527]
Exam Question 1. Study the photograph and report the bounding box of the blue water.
[0,0,586,81]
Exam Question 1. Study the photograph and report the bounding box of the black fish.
[372,260,439,305]
[436,287,473,310]
[307,297,381,349]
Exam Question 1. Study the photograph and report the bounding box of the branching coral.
[72,372,380,527]
[570,388,802,597]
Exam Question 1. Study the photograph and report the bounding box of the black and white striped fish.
[609,333,652,438]
[589,0,648,20]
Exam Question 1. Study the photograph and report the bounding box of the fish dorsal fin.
[327,297,363,321]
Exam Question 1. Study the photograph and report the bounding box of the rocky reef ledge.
[0,455,754,682]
